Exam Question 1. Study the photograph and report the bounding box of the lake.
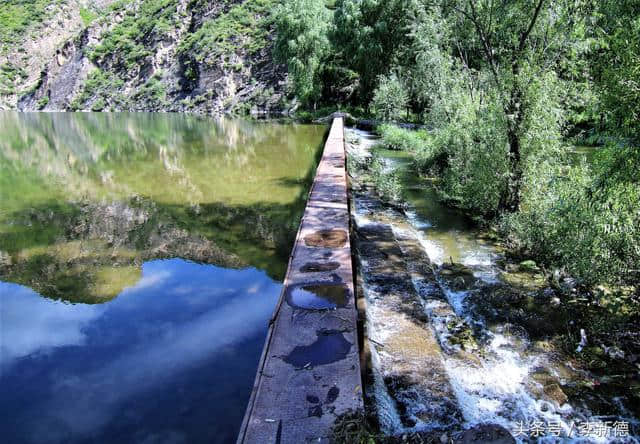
[0,112,325,443]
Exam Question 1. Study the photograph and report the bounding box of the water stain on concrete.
[286,283,350,310]
[308,405,323,417]
[326,386,340,404]
[300,261,341,273]
[283,330,352,368]
[304,229,348,248]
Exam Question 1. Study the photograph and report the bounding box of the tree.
[332,0,428,103]
[442,0,591,212]
[273,0,331,107]
[594,0,640,139]
[370,73,409,121]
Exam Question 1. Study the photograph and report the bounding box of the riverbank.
[342,127,639,442]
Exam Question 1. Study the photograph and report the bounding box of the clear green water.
[0,112,325,443]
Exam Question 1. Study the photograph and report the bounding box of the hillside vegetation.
[0,0,285,113]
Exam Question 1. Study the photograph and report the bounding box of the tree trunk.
[500,125,523,213]
[500,84,524,213]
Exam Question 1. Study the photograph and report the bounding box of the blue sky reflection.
[0,258,280,444]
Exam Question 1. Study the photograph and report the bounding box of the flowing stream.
[347,128,638,443]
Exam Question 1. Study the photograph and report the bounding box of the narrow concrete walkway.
[237,118,363,444]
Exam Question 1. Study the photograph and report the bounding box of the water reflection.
[0,112,325,442]
[1,259,281,443]
[0,112,325,300]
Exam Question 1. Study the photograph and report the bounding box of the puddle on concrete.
[326,386,339,404]
[283,330,352,368]
[300,262,341,273]
[304,229,348,248]
[286,283,349,309]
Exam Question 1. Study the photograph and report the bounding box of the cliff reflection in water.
[0,112,325,302]
[0,112,325,444]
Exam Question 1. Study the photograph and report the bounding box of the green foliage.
[0,62,27,94]
[403,9,454,117]
[370,154,402,203]
[503,145,640,285]
[36,96,49,109]
[427,94,511,216]
[273,0,331,106]
[130,71,167,108]
[377,125,427,152]
[91,97,106,111]
[178,0,275,63]
[0,0,65,51]
[594,0,640,139]
[79,7,98,27]
[88,0,179,69]
[71,69,125,111]
[331,0,427,103]
[370,74,408,122]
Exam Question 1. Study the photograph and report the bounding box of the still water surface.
[0,112,325,443]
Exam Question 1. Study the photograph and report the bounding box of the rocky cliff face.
[1,0,287,114]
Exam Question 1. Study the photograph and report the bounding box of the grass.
[0,0,67,51]
[178,0,276,64]
[79,6,98,27]
[377,124,429,151]
[88,0,180,69]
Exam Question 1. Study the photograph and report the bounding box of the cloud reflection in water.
[0,258,280,444]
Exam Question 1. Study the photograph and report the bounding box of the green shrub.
[179,0,276,63]
[370,154,402,203]
[377,124,428,151]
[89,0,178,69]
[130,72,167,108]
[36,96,49,109]
[91,98,105,111]
[370,73,408,122]
[413,90,510,216]
[0,0,65,50]
[503,145,640,285]
[71,69,126,110]
[79,7,97,27]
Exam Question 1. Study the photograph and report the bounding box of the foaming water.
[403,197,596,441]
[445,333,569,433]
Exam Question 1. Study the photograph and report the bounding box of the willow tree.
[594,0,640,138]
[273,0,331,108]
[332,0,429,104]
[442,0,591,212]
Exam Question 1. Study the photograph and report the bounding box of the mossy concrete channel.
[238,117,364,443]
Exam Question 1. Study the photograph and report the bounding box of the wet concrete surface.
[238,118,363,444]
[352,200,463,432]
[304,228,348,248]
[283,330,353,368]
[286,283,350,310]
[299,261,341,273]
